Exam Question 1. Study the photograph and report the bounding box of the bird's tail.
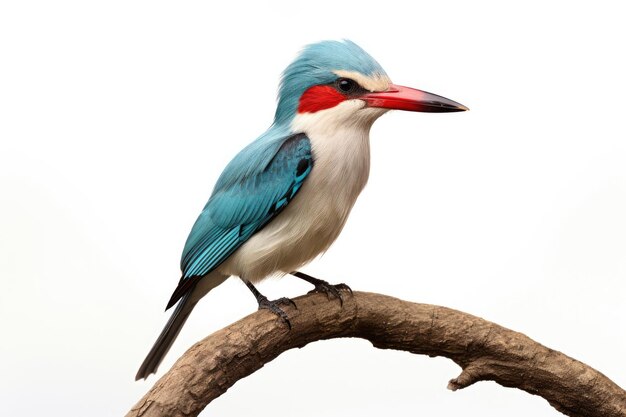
[135,272,228,380]
[135,291,197,380]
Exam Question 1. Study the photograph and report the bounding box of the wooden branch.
[127,291,626,417]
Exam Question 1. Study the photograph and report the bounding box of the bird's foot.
[292,271,352,306]
[257,295,297,330]
[307,280,352,306]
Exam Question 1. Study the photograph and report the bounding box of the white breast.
[218,101,387,281]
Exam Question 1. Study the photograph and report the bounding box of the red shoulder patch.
[298,85,346,114]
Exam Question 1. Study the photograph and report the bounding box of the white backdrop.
[1,1,625,416]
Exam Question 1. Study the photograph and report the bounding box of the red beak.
[363,84,468,113]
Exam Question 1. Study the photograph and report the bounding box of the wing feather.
[165,133,313,309]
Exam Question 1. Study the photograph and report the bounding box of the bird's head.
[274,40,467,130]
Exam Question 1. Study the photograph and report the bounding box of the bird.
[135,39,467,380]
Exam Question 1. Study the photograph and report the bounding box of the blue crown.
[274,40,386,125]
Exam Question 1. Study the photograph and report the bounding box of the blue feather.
[178,132,312,283]
[212,124,292,191]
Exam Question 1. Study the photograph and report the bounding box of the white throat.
[290,100,387,202]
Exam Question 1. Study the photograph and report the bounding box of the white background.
[1,1,625,416]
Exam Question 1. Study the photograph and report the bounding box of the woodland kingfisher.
[136,39,467,380]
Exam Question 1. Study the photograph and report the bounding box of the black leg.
[243,279,296,329]
[291,271,352,306]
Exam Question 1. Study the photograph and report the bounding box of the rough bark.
[127,291,626,417]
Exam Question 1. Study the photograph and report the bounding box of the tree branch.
[127,292,626,417]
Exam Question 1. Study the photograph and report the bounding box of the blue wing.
[166,132,313,309]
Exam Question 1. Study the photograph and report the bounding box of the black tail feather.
[136,291,196,380]
[165,275,202,310]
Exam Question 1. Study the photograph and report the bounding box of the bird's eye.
[335,78,358,94]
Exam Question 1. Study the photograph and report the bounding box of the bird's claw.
[307,280,353,306]
[257,296,296,329]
